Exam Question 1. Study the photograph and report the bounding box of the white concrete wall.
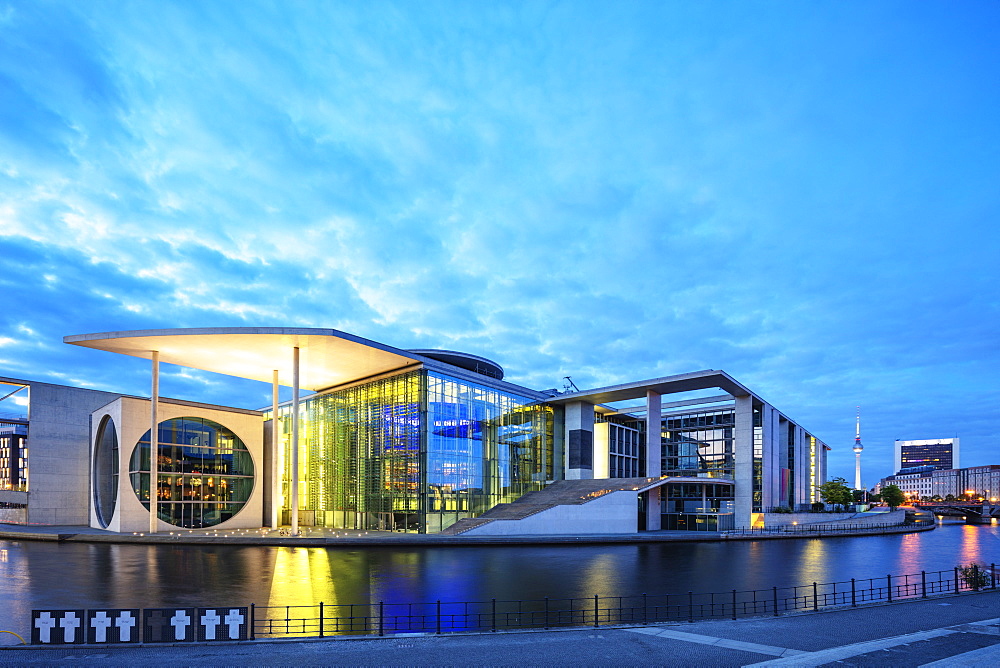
[764,509,905,527]
[103,397,265,533]
[461,490,639,535]
[734,395,754,527]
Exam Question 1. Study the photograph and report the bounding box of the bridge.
[912,501,1000,523]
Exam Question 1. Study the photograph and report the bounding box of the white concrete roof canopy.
[63,327,425,391]
[546,369,755,405]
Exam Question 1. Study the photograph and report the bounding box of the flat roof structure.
[546,370,753,406]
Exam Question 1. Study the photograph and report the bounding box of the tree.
[882,484,906,510]
[945,494,956,502]
[818,477,853,511]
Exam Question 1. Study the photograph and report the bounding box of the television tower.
[853,406,864,490]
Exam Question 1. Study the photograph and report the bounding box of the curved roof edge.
[407,349,504,380]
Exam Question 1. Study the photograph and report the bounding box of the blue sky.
[1,1,998,485]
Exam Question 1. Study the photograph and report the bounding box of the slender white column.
[271,369,280,529]
[290,347,300,536]
[149,351,159,534]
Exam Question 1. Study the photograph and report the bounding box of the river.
[2,519,998,639]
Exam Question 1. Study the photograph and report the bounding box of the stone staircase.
[439,477,659,535]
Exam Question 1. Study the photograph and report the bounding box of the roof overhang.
[547,370,753,405]
[64,328,423,391]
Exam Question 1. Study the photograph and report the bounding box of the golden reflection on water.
[794,539,828,582]
[267,547,334,608]
[957,525,982,565]
[582,554,618,594]
[896,532,924,574]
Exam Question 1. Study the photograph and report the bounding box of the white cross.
[60,612,81,643]
[90,611,112,643]
[224,609,244,639]
[34,612,56,643]
[170,610,191,640]
[115,612,136,642]
[200,609,221,640]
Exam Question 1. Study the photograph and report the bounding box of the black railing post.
[436,600,441,635]
[813,582,818,612]
[319,601,324,637]
[379,601,384,636]
[773,587,779,616]
[732,590,737,620]
[594,595,600,628]
[250,603,256,640]
[954,566,960,593]
[851,578,856,607]
[973,564,981,591]
[993,563,997,589]
[643,593,648,625]
[688,592,694,623]
[544,597,549,630]
[491,599,496,632]
[921,571,927,598]
[887,575,892,602]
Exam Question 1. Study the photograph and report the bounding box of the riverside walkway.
[0,520,932,547]
[2,588,997,666]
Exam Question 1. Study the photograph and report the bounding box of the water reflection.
[2,522,1000,640]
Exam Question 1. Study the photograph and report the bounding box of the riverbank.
[0,520,934,547]
[2,585,997,666]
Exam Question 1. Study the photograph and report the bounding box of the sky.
[1,1,998,485]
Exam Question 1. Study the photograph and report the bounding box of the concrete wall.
[764,509,906,527]
[461,490,639,536]
[24,381,124,525]
[93,396,265,533]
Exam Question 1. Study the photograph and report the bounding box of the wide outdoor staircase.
[439,477,659,535]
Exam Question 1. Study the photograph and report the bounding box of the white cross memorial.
[90,611,112,643]
[59,612,81,643]
[170,610,191,640]
[115,611,136,642]
[34,612,56,643]
[224,609,245,639]
[200,609,221,640]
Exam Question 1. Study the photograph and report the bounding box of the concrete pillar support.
[149,351,159,534]
[291,346,300,536]
[564,401,594,480]
[734,395,754,528]
[271,369,280,529]
[645,391,662,531]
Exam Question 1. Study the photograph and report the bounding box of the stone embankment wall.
[764,509,906,527]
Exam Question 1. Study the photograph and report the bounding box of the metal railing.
[249,564,997,639]
[721,521,913,536]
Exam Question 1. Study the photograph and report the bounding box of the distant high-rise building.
[894,438,959,473]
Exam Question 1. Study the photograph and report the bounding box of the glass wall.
[272,369,555,533]
[662,409,735,479]
[92,416,118,528]
[660,482,735,531]
[130,417,255,528]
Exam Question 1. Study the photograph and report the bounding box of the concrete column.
[645,391,662,530]
[271,369,280,529]
[734,395,754,528]
[564,401,594,480]
[291,346,300,536]
[149,351,159,534]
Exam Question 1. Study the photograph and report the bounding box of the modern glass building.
[894,438,959,473]
[0,328,829,534]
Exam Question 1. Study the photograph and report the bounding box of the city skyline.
[1,1,998,483]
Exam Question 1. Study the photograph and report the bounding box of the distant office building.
[874,464,999,501]
[0,423,28,491]
[894,438,959,473]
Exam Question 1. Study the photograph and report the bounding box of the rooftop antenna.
[563,376,580,393]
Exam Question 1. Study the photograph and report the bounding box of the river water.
[2,519,998,638]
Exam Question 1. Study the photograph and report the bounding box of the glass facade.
[130,417,255,528]
[272,369,554,533]
[661,409,735,479]
[660,482,735,531]
[92,416,118,527]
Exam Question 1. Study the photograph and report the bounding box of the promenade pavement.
[3,589,997,666]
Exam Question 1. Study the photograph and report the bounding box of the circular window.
[130,417,254,529]
[93,415,118,528]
